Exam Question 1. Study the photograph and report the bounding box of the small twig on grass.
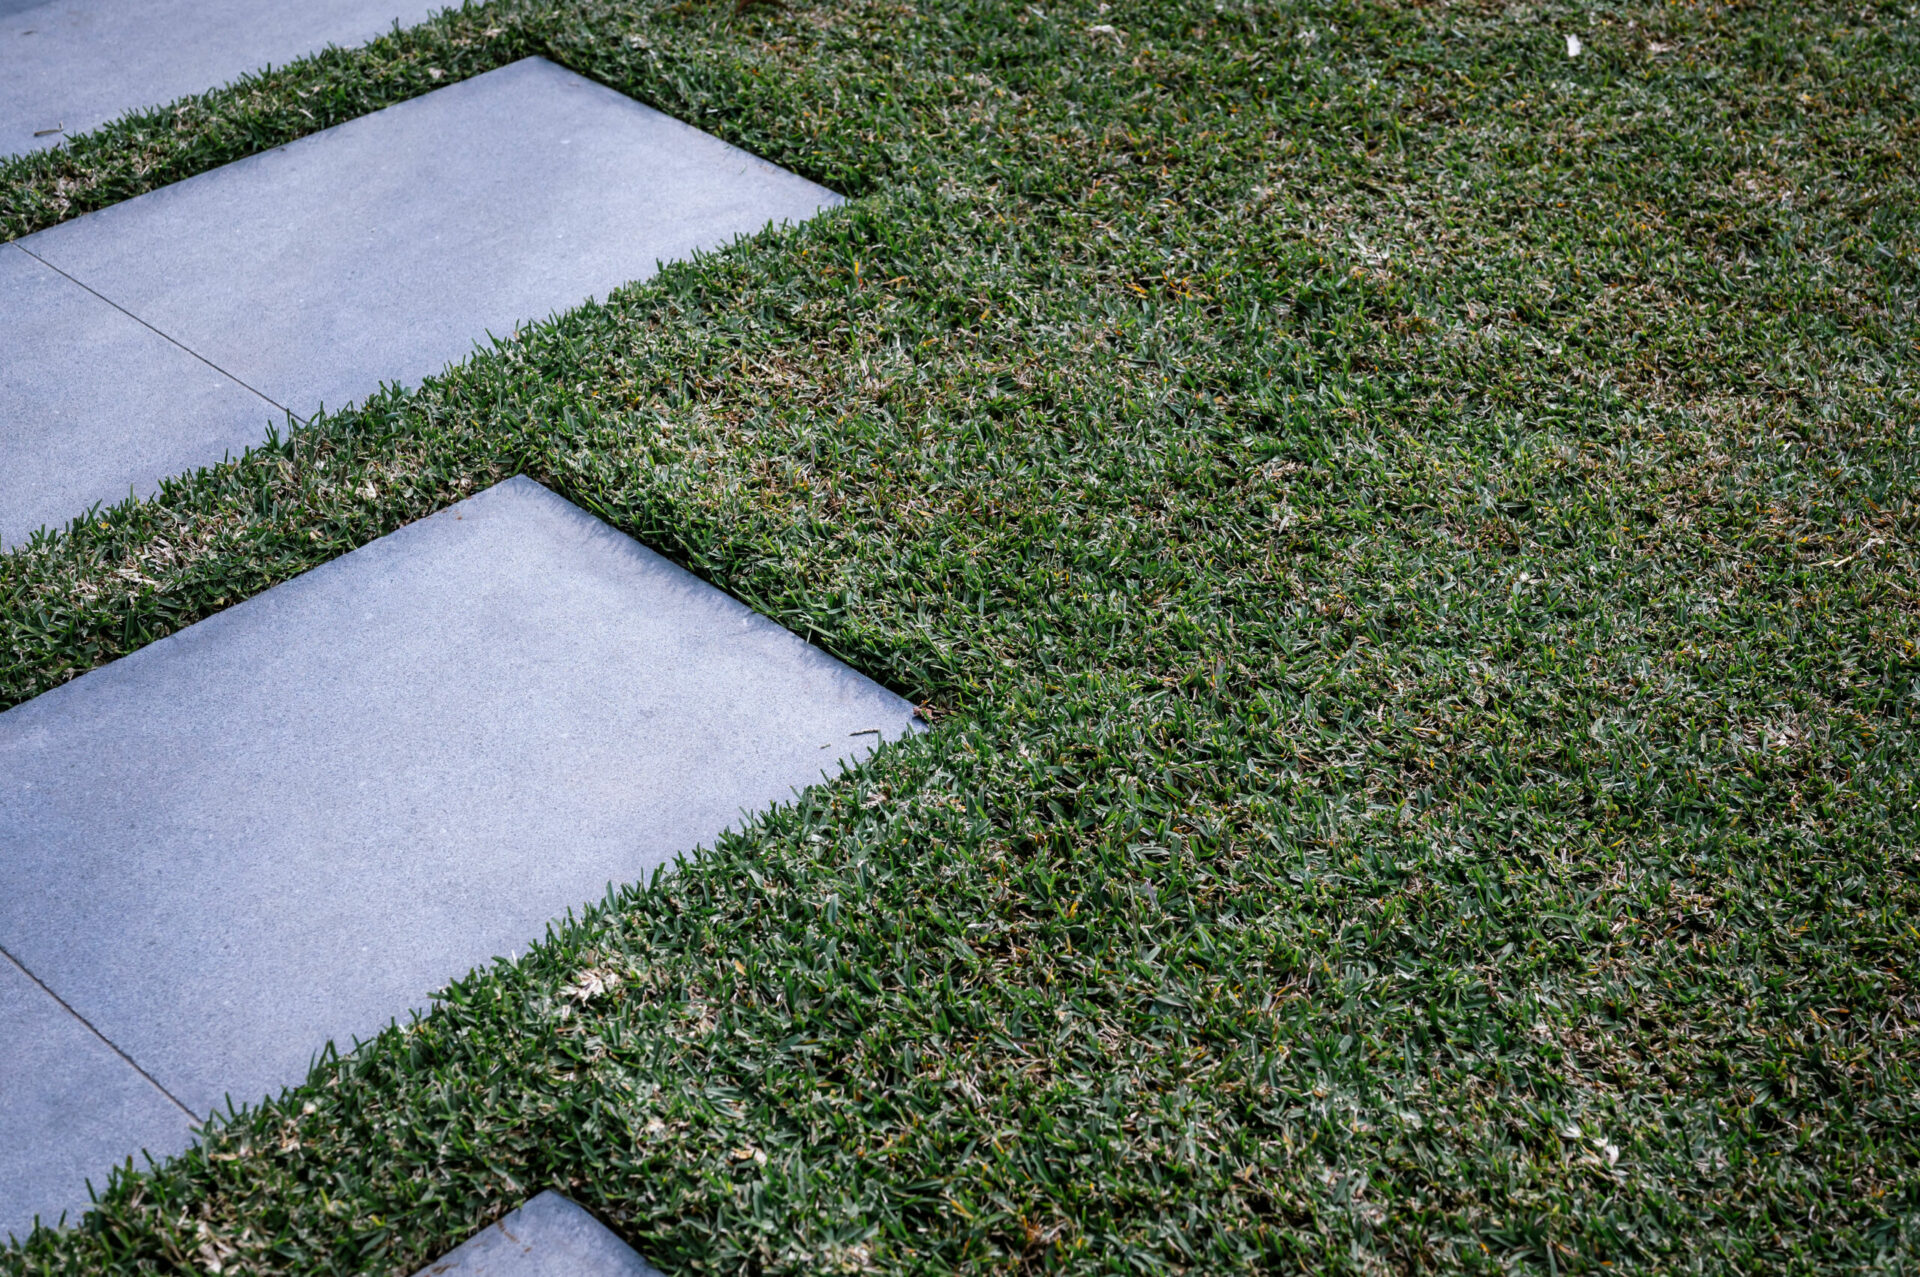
[1814,537,1885,569]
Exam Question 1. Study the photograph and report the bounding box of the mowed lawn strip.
[3,0,1917,1273]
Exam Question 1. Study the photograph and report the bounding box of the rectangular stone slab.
[0,243,284,548]
[0,0,443,158]
[0,477,917,1124]
[20,56,842,423]
[6,57,839,545]
[413,1193,665,1277]
[0,953,194,1243]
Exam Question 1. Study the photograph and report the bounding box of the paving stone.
[0,953,194,1243]
[20,56,842,424]
[0,477,918,1124]
[0,0,442,158]
[412,1193,665,1277]
[0,243,284,548]
[8,57,839,544]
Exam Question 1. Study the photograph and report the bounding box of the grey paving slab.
[21,55,842,426]
[414,1193,665,1277]
[0,477,917,1123]
[0,0,443,158]
[0,243,285,548]
[0,952,194,1243]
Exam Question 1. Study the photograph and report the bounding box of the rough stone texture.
[0,243,284,548]
[0,953,194,1244]
[412,1193,665,1277]
[21,57,843,422]
[0,477,918,1119]
[0,0,443,158]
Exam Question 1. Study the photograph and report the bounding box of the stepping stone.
[412,1193,664,1277]
[0,477,916,1228]
[0,0,442,158]
[0,243,284,548]
[3,56,840,547]
[0,952,194,1243]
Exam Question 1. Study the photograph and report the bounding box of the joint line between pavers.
[13,242,302,428]
[0,941,199,1123]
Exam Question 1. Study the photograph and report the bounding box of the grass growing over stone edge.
[0,0,886,240]
[4,0,1920,1272]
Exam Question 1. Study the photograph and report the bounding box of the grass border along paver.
[407,1192,665,1276]
[0,953,193,1244]
[0,476,914,1220]
[3,0,1918,1272]
[0,243,281,550]
[0,0,442,159]
[4,55,839,546]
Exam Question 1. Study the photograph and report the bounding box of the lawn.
[2,0,1917,1272]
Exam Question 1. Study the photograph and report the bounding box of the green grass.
[3,0,1918,1271]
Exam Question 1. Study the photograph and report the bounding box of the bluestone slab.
[0,952,194,1243]
[20,56,842,425]
[0,477,917,1124]
[413,1193,665,1277]
[5,57,839,546]
[0,243,284,547]
[0,0,443,158]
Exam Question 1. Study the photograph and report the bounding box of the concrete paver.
[0,952,194,1243]
[412,1193,665,1277]
[0,0,443,158]
[7,57,840,545]
[0,243,284,548]
[0,477,917,1125]
[20,57,842,421]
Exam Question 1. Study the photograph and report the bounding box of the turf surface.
[2,0,1917,1272]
